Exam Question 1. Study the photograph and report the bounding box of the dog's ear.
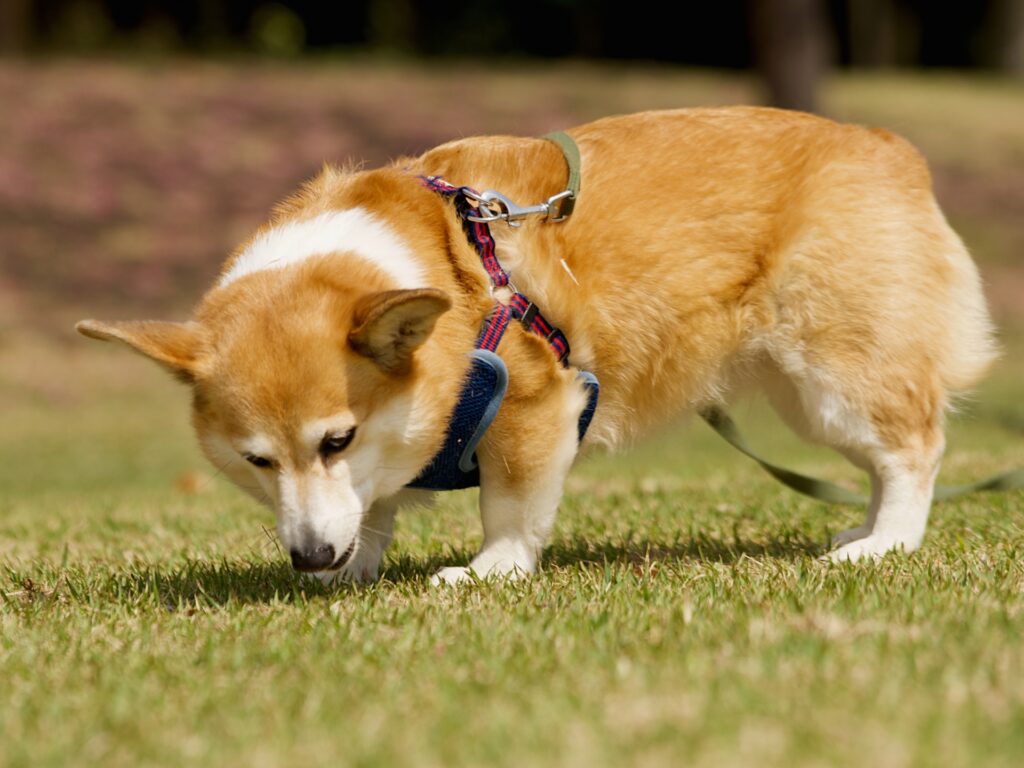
[348,289,451,374]
[76,319,208,383]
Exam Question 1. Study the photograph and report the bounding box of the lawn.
[1,60,1023,767]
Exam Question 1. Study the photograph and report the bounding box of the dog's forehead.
[225,411,357,452]
[193,326,387,450]
[201,355,355,428]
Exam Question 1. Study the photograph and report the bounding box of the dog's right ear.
[348,288,451,375]
[76,319,208,384]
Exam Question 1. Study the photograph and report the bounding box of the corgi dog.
[77,108,996,584]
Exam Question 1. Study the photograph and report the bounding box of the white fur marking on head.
[220,208,426,289]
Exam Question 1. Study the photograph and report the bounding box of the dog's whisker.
[260,524,283,557]
[192,455,237,493]
[559,258,580,286]
[357,523,391,539]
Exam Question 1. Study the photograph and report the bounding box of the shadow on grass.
[544,530,824,569]
[78,532,823,607]
[96,551,468,607]
[0,531,826,610]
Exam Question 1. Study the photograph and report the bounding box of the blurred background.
[0,0,1022,336]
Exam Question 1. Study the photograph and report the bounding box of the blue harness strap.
[407,175,600,491]
[408,350,508,490]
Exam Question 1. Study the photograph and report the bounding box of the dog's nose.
[289,543,336,572]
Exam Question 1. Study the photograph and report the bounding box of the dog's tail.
[935,223,999,394]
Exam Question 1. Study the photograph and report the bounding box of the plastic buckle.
[518,301,539,328]
[546,328,571,365]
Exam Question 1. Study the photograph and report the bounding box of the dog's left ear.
[76,319,208,383]
[349,288,451,374]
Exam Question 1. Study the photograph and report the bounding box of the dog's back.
[417,108,994,436]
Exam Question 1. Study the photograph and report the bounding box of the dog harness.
[408,152,598,491]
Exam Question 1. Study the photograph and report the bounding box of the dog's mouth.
[327,540,356,571]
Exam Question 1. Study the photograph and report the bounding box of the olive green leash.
[700,407,1024,505]
[698,407,867,504]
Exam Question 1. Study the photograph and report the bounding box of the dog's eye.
[320,428,356,458]
[244,454,274,469]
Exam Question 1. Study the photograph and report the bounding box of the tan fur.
[78,107,997,576]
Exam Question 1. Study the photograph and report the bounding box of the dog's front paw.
[824,535,913,563]
[429,566,477,586]
[338,556,382,584]
[831,524,872,548]
[429,557,533,586]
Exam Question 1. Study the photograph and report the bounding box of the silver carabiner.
[462,189,505,223]
[464,188,576,227]
[465,190,544,227]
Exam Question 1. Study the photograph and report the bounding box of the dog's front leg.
[432,375,587,585]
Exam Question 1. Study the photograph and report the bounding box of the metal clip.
[544,190,576,222]
[465,189,576,227]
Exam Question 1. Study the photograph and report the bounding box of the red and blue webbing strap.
[476,303,512,352]
[420,176,460,195]
[420,176,510,287]
[462,216,509,289]
[474,296,570,365]
[509,293,570,363]
[419,175,571,365]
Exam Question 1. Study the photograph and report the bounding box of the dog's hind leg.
[760,367,879,549]
[761,349,947,561]
[826,438,943,562]
[431,369,588,585]
[756,184,995,560]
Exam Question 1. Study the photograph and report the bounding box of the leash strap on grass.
[542,130,581,201]
[932,467,1024,500]
[700,407,868,505]
[701,406,1024,505]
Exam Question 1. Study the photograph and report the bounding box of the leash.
[451,131,580,228]
[702,406,1024,504]
[542,130,581,208]
[698,407,866,504]
[704,405,1024,507]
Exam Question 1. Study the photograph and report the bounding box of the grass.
[2,62,1024,767]
[2,333,1023,768]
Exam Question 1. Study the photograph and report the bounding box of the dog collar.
[407,167,599,491]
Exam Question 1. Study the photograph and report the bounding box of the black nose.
[290,543,336,572]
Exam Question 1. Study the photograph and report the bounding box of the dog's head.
[78,258,452,575]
